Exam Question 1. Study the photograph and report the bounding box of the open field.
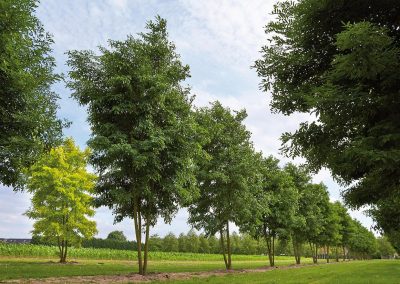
[0,255,311,280]
[0,258,398,283]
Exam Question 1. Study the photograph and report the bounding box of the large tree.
[67,17,198,275]
[255,0,400,223]
[0,0,64,189]
[188,101,260,270]
[25,138,97,263]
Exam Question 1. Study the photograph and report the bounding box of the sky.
[0,0,374,240]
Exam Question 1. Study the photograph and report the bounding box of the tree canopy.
[0,0,64,189]
[67,16,198,275]
[106,231,127,242]
[255,0,400,229]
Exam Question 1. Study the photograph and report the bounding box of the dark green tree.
[67,17,198,275]
[0,0,64,188]
[255,0,400,227]
[106,231,127,242]
[188,101,260,270]
[163,232,178,252]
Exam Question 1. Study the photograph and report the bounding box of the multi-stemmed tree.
[67,17,198,275]
[188,102,260,270]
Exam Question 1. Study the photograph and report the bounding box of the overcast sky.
[0,0,374,240]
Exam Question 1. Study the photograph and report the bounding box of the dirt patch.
[2,263,327,283]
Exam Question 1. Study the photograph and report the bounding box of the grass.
[0,255,310,280]
[153,260,400,284]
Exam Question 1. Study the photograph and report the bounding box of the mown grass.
[0,256,310,280]
[153,260,400,284]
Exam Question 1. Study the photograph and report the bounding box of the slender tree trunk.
[133,198,143,275]
[59,240,65,263]
[226,222,232,269]
[63,240,68,263]
[143,219,150,274]
[293,239,301,264]
[326,245,330,263]
[335,247,339,262]
[265,235,274,267]
[343,246,346,261]
[220,230,228,269]
[272,235,275,266]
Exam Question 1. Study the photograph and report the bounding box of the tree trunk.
[265,235,274,267]
[293,239,301,264]
[226,222,232,270]
[343,246,346,261]
[326,245,330,263]
[220,230,228,269]
[133,198,143,275]
[335,247,339,262]
[143,219,150,274]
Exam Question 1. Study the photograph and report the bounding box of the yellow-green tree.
[25,138,97,263]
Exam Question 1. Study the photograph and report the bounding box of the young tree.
[284,163,311,264]
[67,17,198,275]
[247,157,298,267]
[255,0,400,229]
[188,102,260,270]
[25,138,97,263]
[377,236,396,259]
[0,0,64,189]
[106,231,127,242]
[332,202,354,261]
[319,202,342,263]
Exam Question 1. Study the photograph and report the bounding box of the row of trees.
[1,0,399,274]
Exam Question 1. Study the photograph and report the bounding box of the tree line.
[1,0,399,276]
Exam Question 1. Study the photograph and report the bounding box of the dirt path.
[2,263,332,283]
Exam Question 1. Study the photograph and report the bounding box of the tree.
[0,0,64,189]
[188,101,260,270]
[319,202,341,263]
[24,138,97,263]
[245,157,298,267]
[284,163,311,264]
[67,17,198,275]
[255,0,400,227]
[348,220,377,259]
[332,202,354,261]
[163,232,178,252]
[377,236,396,259]
[106,231,127,242]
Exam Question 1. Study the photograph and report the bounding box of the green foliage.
[106,231,127,242]
[0,0,64,188]
[25,138,97,262]
[163,232,179,252]
[376,236,396,258]
[188,101,260,269]
[67,16,198,274]
[255,0,400,231]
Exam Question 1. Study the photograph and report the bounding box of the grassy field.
[0,255,310,280]
[155,260,400,284]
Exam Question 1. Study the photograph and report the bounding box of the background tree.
[333,202,354,261]
[163,233,179,252]
[318,202,341,263]
[255,0,400,232]
[348,220,377,259]
[188,101,260,270]
[376,236,396,259]
[67,17,198,275]
[244,156,298,267]
[106,231,127,242]
[0,0,64,189]
[284,163,311,264]
[25,138,97,263]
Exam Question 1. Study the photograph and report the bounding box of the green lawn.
[0,256,307,280]
[155,260,400,284]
